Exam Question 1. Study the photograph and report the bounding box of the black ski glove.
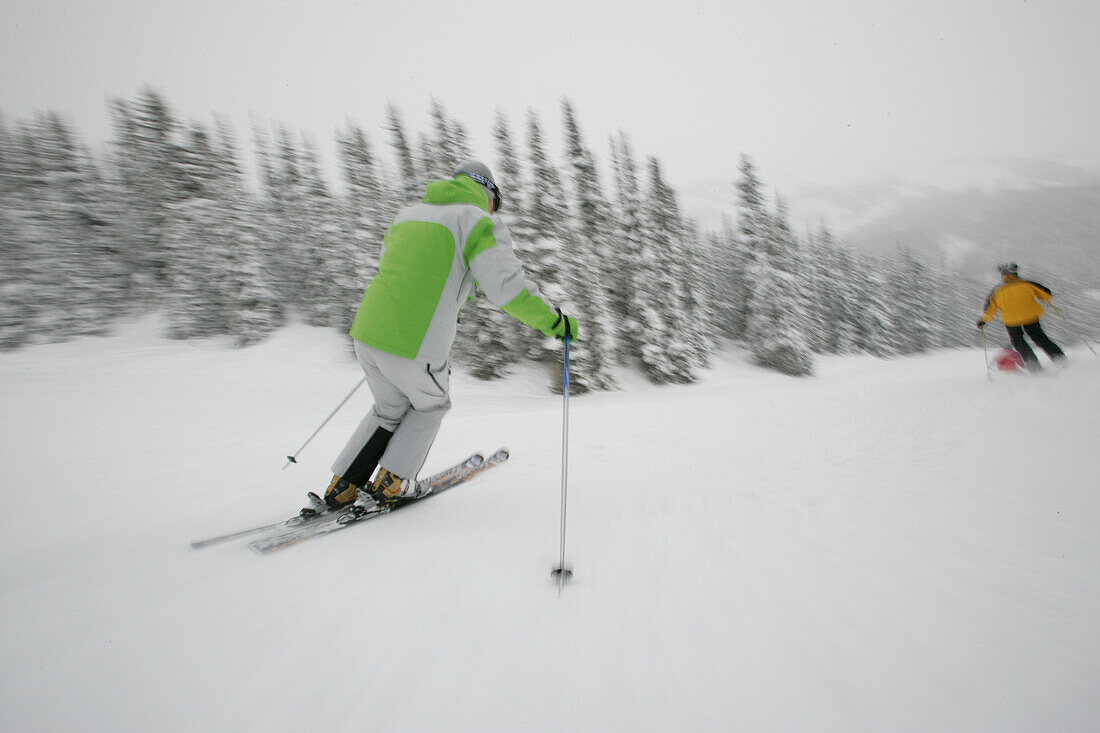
[547,307,578,342]
[976,319,986,329]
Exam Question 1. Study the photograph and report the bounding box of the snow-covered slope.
[2,321,1098,732]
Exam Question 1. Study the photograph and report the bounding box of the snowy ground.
[2,320,1098,732]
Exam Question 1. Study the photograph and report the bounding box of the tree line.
[1,89,1003,391]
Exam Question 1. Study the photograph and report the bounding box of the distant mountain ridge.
[678,158,1100,284]
[841,179,1100,283]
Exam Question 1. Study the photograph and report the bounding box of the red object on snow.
[994,348,1026,372]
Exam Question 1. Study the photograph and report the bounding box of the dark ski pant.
[1006,321,1065,367]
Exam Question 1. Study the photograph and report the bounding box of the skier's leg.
[1006,325,1039,369]
[1023,321,1066,361]
[372,351,452,481]
[330,342,411,482]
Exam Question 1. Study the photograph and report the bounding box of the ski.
[190,509,330,550]
[190,450,493,551]
[248,448,509,556]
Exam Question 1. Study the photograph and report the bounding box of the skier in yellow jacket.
[978,262,1065,370]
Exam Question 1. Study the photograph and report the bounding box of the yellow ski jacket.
[981,275,1053,326]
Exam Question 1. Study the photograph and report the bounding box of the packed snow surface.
[2,321,1098,732]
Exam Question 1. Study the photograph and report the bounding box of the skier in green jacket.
[311,161,577,516]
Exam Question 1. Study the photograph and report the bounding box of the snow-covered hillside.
[2,321,1098,732]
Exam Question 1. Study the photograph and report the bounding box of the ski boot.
[364,468,431,505]
[299,475,359,519]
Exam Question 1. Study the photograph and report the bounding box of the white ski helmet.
[454,160,502,211]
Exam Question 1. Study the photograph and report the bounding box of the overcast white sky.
[3,0,1099,218]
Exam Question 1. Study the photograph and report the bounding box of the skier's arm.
[980,291,998,324]
[1026,280,1053,301]
[465,218,579,340]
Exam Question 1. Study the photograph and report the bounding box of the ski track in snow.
[1,320,1098,732]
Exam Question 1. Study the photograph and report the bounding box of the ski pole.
[552,336,574,592]
[283,377,366,469]
[1048,303,1098,356]
[979,323,992,381]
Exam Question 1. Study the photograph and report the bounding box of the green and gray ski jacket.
[350,175,560,363]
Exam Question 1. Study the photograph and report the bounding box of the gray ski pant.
[331,341,451,481]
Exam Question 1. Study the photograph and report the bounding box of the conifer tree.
[679,217,718,365]
[491,111,530,235]
[384,103,420,205]
[427,99,472,179]
[161,116,281,342]
[337,122,389,280]
[607,132,646,363]
[807,224,859,354]
[850,255,897,356]
[517,109,572,374]
[558,99,619,392]
[737,155,814,376]
[634,155,699,382]
[711,216,751,341]
[256,126,353,329]
[888,249,937,354]
[0,114,121,346]
[106,88,197,298]
[214,118,283,343]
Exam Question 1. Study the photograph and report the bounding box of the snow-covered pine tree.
[607,132,646,364]
[737,155,813,376]
[0,114,122,347]
[160,115,283,343]
[1,120,53,345]
[492,111,531,238]
[710,215,752,342]
[426,99,472,180]
[634,155,700,383]
[679,217,718,366]
[558,99,619,393]
[256,125,335,328]
[107,89,191,299]
[298,133,358,331]
[522,110,570,298]
[45,112,126,333]
[161,121,225,339]
[927,257,974,349]
[212,117,283,344]
[851,254,898,356]
[808,224,860,354]
[0,119,45,349]
[771,194,817,351]
[516,109,573,376]
[0,114,22,349]
[416,132,436,189]
[337,122,389,287]
[384,104,421,206]
[887,248,937,354]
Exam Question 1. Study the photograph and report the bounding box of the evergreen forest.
[5,89,1088,391]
